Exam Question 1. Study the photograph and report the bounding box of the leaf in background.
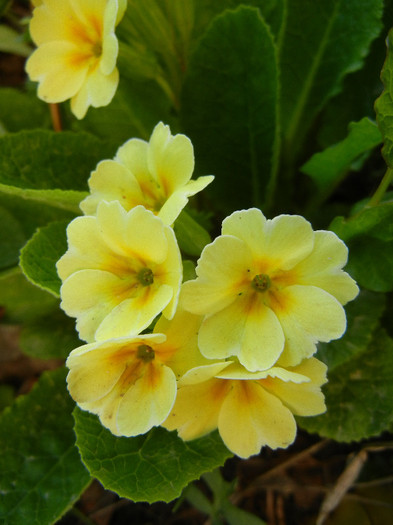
[375,27,393,167]
[0,268,57,324]
[0,88,51,133]
[298,329,393,442]
[280,0,383,157]
[316,290,385,371]
[331,201,393,291]
[0,368,90,525]
[301,118,382,192]
[0,205,25,270]
[20,220,68,297]
[174,210,211,257]
[20,310,80,360]
[74,408,232,503]
[0,25,31,57]
[0,130,114,210]
[182,6,279,212]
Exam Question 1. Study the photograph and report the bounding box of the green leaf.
[0,368,90,525]
[0,204,25,270]
[74,408,232,503]
[331,201,393,291]
[298,328,393,442]
[0,130,113,211]
[0,88,51,133]
[181,6,279,212]
[0,25,31,57]
[0,268,57,324]
[20,220,68,297]
[20,310,80,360]
[316,290,386,371]
[174,210,211,257]
[301,118,382,192]
[375,27,393,168]
[280,0,383,156]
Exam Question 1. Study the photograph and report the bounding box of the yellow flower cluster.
[58,122,358,458]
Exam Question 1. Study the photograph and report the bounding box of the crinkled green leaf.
[74,408,232,503]
[0,130,113,210]
[280,0,383,155]
[0,368,91,525]
[375,27,393,167]
[0,88,50,133]
[181,6,279,212]
[0,268,57,324]
[298,329,393,441]
[331,201,393,291]
[20,310,80,360]
[316,290,386,371]
[301,118,382,191]
[174,210,211,257]
[20,220,68,297]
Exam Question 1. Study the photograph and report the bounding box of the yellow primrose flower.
[66,307,204,436]
[56,201,182,342]
[80,122,214,225]
[163,357,327,458]
[26,0,126,119]
[182,208,359,371]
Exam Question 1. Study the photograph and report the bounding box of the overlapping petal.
[79,122,214,223]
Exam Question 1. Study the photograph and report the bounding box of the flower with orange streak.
[181,208,359,371]
[56,201,182,342]
[163,357,327,458]
[26,0,126,119]
[80,122,214,225]
[66,307,205,436]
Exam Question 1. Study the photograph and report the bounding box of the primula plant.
[1,0,393,523]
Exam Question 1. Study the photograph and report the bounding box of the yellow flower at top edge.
[26,0,126,119]
[181,208,359,371]
[66,306,205,437]
[56,201,182,342]
[163,356,328,458]
[80,122,214,225]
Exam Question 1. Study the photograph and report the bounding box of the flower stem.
[368,167,393,206]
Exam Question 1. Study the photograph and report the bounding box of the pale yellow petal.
[158,175,214,224]
[221,208,267,259]
[29,2,75,44]
[116,363,177,436]
[275,285,347,366]
[261,215,314,270]
[154,307,208,376]
[70,65,119,119]
[182,236,253,316]
[261,358,327,416]
[216,362,307,382]
[26,41,88,103]
[95,284,173,340]
[147,122,195,195]
[115,138,151,189]
[66,342,126,403]
[163,378,231,441]
[60,269,123,341]
[198,295,284,371]
[294,231,359,304]
[159,227,183,320]
[179,362,232,386]
[56,216,109,280]
[80,159,144,215]
[218,381,297,458]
